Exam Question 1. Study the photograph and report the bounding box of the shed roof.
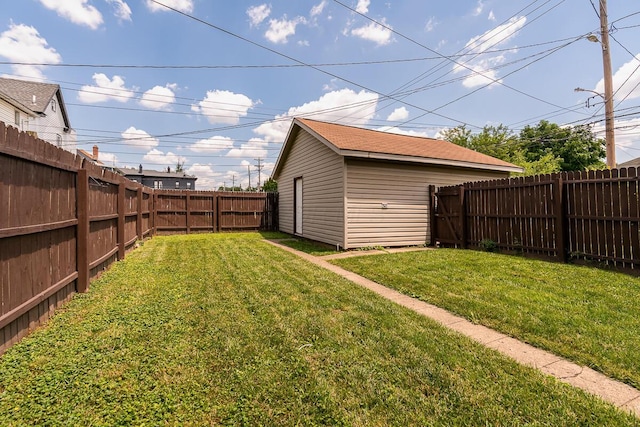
[618,157,640,168]
[273,118,522,178]
[0,77,72,129]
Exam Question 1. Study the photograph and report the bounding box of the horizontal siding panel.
[275,129,344,245]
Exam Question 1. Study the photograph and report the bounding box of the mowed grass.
[332,249,640,390]
[0,235,637,426]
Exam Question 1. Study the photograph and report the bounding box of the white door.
[295,178,303,235]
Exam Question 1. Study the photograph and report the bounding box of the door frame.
[294,177,303,235]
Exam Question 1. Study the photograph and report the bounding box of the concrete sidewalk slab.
[266,239,640,418]
[321,246,432,260]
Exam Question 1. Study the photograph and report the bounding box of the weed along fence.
[0,122,278,355]
[431,168,640,270]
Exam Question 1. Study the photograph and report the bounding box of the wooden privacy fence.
[0,123,278,355]
[431,168,640,270]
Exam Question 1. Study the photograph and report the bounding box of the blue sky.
[1,0,640,189]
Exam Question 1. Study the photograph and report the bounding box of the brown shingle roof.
[296,118,520,170]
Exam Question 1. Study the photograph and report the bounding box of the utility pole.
[247,164,251,191]
[231,174,236,191]
[599,0,616,168]
[254,158,264,191]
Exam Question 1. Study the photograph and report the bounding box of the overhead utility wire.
[332,0,579,120]
[147,0,473,128]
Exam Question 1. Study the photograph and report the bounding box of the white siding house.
[273,118,523,249]
[0,77,76,152]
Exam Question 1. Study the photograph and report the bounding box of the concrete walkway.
[266,240,640,418]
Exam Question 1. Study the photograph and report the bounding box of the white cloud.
[310,1,327,17]
[265,16,306,44]
[595,54,640,102]
[387,107,409,121]
[106,0,132,21]
[425,17,437,32]
[593,118,640,150]
[253,88,379,142]
[488,10,496,21]
[298,40,310,47]
[38,0,103,29]
[351,19,393,46]
[121,126,159,150]
[227,138,268,158]
[186,163,220,190]
[356,0,370,14]
[190,136,234,153]
[78,73,135,103]
[191,90,256,125]
[247,4,271,27]
[376,126,433,139]
[139,84,176,110]
[143,148,187,167]
[98,151,118,166]
[146,0,193,13]
[453,16,526,88]
[473,0,485,16]
[0,23,62,81]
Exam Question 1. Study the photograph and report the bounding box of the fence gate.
[431,185,465,247]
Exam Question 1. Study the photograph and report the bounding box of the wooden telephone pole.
[599,0,616,168]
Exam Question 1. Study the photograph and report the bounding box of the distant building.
[618,157,640,168]
[0,77,76,152]
[120,165,197,190]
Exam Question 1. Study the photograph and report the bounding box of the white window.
[175,181,180,188]
[154,181,159,189]
[158,181,163,189]
[187,182,191,189]
[14,110,19,125]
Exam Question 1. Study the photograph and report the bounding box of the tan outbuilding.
[272,118,522,249]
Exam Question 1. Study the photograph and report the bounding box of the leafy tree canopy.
[261,178,278,192]
[441,120,605,175]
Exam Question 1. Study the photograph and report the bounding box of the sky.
[1,0,640,189]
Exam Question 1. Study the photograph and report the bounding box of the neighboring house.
[272,118,523,249]
[77,144,120,173]
[618,157,640,168]
[120,165,197,190]
[0,77,76,152]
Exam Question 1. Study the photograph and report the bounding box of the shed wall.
[277,129,344,246]
[345,159,509,248]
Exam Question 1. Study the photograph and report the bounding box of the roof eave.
[340,149,524,173]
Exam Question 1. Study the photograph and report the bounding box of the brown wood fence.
[430,168,640,270]
[0,123,278,355]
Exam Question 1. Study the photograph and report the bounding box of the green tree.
[441,121,606,174]
[518,120,605,171]
[261,178,278,192]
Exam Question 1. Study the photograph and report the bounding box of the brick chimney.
[92,145,99,160]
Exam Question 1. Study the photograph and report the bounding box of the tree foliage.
[441,120,605,175]
[261,178,278,192]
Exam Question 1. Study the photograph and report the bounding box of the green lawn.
[0,234,637,426]
[332,249,640,391]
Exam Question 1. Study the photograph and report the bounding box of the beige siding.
[277,129,344,246]
[345,159,508,248]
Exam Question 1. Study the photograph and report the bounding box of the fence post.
[136,187,143,241]
[459,185,467,249]
[151,191,156,236]
[554,175,568,262]
[76,169,90,293]
[117,181,125,260]
[216,193,221,232]
[186,191,191,234]
[428,185,436,246]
